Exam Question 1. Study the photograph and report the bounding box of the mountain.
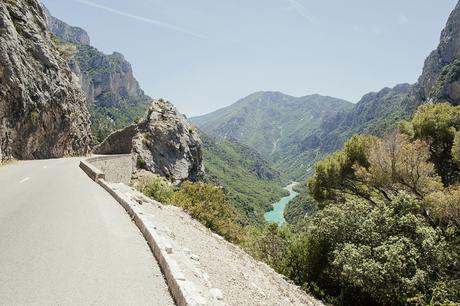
[316,83,414,153]
[201,133,287,225]
[44,9,151,143]
[417,1,460,106]
[0,0,91,160]
[192,92,353,180]
[313,1,460,157]
[284,1,460,223]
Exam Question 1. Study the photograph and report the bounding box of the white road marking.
[19,177,30,183]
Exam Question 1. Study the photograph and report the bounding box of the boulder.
[95,100,204,183]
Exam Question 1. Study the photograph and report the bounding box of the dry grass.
[0,159,16,167]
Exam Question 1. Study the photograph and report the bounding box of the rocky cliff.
[305,1,460,157]
[0,0,91,160]
[44,9,151,142]
[418,1,460,104]
[43,7,90,46]
[95,100,204,183]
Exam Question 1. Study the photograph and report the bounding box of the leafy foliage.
[409,103,460,185]
[308,135,376,204]
[171,182,242,243]
[136,177,242,243]
[134,173,174,204]
[246,103,460,306]
[283,191,318,224]
[309,194,453,305]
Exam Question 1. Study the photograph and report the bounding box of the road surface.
[0,158,174,305]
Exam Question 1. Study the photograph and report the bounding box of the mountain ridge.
[44,8,151,143]
[192,91,353,179]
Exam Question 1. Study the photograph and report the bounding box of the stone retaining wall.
[86,155,134,184]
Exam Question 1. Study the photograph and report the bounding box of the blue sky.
[42,0,457,116]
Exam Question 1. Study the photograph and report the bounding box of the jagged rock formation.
[43,7,90,46]
[0,0,91,160]
[417,1,460,105]
[95,100,204,183]
[44,9,151,142]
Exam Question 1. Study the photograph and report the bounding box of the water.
[264,182,299,225]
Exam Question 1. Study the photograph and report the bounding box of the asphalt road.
[0,158,174,305]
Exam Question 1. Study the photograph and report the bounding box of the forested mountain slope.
[201,133,287,224]
[192,92,353,179]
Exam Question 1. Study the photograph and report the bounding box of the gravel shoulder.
[116,184,323,306]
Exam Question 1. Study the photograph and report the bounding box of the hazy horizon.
[42,0,457,116]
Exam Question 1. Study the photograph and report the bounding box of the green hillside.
[192,92,353,180]
[201,133,287,225]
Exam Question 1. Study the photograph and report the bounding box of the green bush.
[136,156,147,170]
[135,175,174,204]
[171,182,242,243]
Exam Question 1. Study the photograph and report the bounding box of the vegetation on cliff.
[46,12,151,143]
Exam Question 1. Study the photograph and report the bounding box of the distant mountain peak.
[191,92,352,179]
[43,7,90,45]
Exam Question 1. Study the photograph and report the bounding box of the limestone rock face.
[95,100,204,183]
[44,6,90,46]
[418,1,460,104]
[0,0,91,160]
[44,8,151,141]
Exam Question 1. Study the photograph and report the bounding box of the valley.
[1,0,460,305]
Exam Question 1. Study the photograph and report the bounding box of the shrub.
[171,182,242,242]
[242,224,292,274]
[136,156,147,169]
[135,174,174,204]
[301,193,455,305]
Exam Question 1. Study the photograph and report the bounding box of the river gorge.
[264,182,299,225]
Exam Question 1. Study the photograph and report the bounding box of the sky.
[42,0,458,117]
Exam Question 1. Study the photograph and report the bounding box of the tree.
[171,182,241,242]
[302,193,455,305]
[308,135,376,204]
[410,103,460,185]
[355,132,443,200]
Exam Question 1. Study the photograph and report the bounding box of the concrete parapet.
[80,157,213,306]
[84,155,133,184]
[79,159,105,181]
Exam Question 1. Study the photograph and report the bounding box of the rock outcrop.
[417,1,460,105]
[44,9,151,141]
[43,7,90,46]
[0,0,91,160]
[95,100,204,183]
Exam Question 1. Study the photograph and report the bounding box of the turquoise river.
[264,182,299,225]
